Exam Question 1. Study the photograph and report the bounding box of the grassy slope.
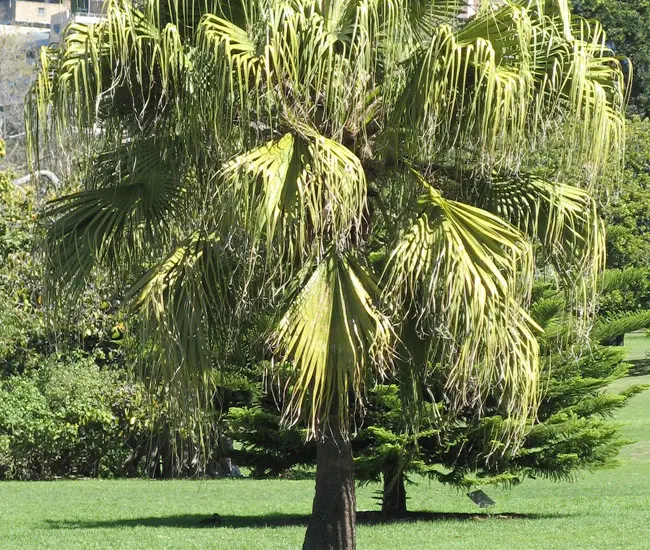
[1,379,649,549]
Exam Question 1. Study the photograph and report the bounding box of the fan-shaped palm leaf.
[274,251,393,434]
[218,129,367,264]
[483,174,605,299]
[46,138,185,286]
[383,172,539,426]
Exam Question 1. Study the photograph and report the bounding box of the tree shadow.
[45,510,573,530]
[628,359,650,376]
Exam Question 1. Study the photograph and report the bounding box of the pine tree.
[226,280,649,516]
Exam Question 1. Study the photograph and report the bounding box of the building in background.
[11,0,70,28]
[458,0,480,20]
[50,0,104,42]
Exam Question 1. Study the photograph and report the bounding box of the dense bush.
[0,168,148,480]
[0,171,238,480]
[0,354,139,479]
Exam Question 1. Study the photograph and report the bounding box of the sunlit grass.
[624,331,650,361]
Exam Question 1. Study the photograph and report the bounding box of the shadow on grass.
[628,359,650,377]
[45,510,572,530]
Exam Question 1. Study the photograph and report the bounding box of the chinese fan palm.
[28,0,626,548]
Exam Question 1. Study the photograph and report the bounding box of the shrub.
[0,355,137,479]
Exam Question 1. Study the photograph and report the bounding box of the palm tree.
[28,0,625,548]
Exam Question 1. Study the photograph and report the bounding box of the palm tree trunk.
[302,412,356,550]
[381,459,407,517]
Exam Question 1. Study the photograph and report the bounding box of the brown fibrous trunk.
[381,459,407,517]
[302,414,356,550]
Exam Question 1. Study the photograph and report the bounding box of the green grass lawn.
[624,331,650,361]
[2,376,649,549]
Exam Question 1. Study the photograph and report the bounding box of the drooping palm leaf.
[384,172,539,427]
[390,0,625,179]
[274,251,393,434]
[126,231,236,385]
[218,129,367,266]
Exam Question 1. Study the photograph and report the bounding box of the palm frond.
[391,4,535,166]
[274,252,394,436]
[529,4,626,179]
[218,130,367,265]
[483,173,605,317]
[383,172,539,427]
[390,0,626,179]
[126,231,235,383]
[28,0,190,158]
[45,138,185,287]
[197,12,262,135]
[385,172,534,313]
[123,230,242,462]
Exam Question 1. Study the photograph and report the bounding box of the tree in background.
[226,278,648,517]
[604,118,650,271]
[597,117,650,348]
[29,1,625,548]
[572,0,650,116]
[0,30,34,170]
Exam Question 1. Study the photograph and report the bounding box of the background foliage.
[573,0,650,116]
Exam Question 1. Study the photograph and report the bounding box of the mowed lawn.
[2,376,649,549]
[625,331,650,361]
